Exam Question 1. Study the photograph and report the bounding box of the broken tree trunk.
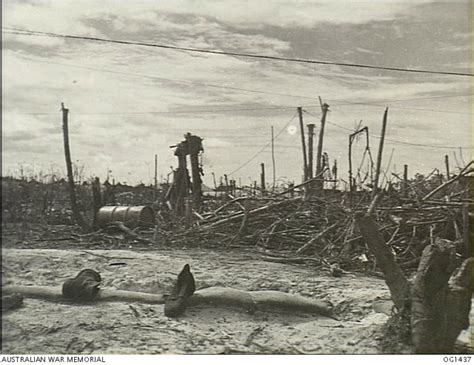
[354,212,410,310]
[91,177,103,229]
[411,241,472,353]
[315,101,329,190]
[61,103,88,230]
[297,107,309,182]
[355,213,473,353]
[445,258,474,351]
[372,108,388,199]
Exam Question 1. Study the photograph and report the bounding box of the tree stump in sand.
[355,212,472,354]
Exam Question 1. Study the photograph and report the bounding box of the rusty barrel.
[96,206,155,228]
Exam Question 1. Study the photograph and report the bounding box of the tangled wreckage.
[2,129,473,354]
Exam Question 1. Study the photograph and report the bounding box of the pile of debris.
[161,162,472,273]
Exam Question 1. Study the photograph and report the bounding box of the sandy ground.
[1,247,403,354]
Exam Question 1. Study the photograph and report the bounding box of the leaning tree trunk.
[355,212,472,354]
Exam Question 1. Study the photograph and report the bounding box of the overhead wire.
[3,27,474,77]
[328,98,472,115]
[226,111,298,176]
[8,105,299,116]
[4,27,472,171]
[6,56,471,116]
[13,56,322,101]
[302,109,473,150]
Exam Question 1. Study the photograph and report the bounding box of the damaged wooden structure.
[165,133,205,216]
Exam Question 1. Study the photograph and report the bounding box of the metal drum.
[96,206,155,228]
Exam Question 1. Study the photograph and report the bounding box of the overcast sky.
[2,0,472,188]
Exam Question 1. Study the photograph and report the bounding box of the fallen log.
[2,285,334,318]
[251,290,334,318]
[190,287,255,313]
[190,287,334,318]
[2,285,166,304]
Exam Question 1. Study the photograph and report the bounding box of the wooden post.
[224,174,229,201]
[91,177,103,230]
[154,154,158,201]
[260,163,266,196]
[403,164,408,198]
[307,124,316,179]
[271,126,276,191]
[445,155,450,181]
[212,172,217,198]
[315,100,329,190]
[297,107,308,181]
[61,103,87,230]
[372,108,389,198]
[348,135,353,199]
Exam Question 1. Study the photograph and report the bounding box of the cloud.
[3,130,37,142]
[2,0,434,37]
[2,1,103,36]
[2,0,471,185]
[152,0,435,27]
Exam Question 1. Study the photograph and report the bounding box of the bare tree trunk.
[297,107,308,181]
[315,101,329,190]
[354,212,410,310]
[61,103,88,230]
[91,177,103,229]
[372,108,388,199]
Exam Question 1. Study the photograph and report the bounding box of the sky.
[2,0,472,188]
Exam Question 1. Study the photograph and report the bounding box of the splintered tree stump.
[445,258,473,351]
[410,238,457,353]
[356,213,473,354]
